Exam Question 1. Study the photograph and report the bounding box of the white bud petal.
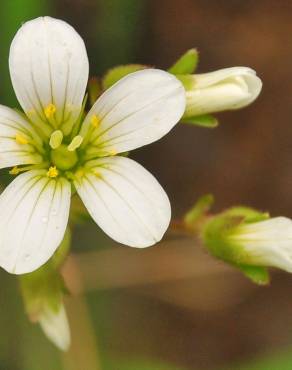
[231,217,292,272]
[39,303,71,351]
[184,67,262,116]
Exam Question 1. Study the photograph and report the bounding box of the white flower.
[0,16,186,274]
[229,217,292,272]
[184,67,262,117]
[39,302,70,351]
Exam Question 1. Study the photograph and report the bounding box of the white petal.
[74,156,171,247]
[194,67,257,88]
[9,17,89,134]
[39,303,71,351]
[80,69,185,155]
[232,217,292,272]
[0,170,71,274]
[0,105,42,169]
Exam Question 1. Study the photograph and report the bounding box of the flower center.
[50,144,78,171]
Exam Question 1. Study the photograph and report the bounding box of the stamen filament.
[80,114,101,149]
[9,163,48,175]
[83,148,117,161]
[14,132,46,156]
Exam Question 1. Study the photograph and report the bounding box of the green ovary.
[50,144,78,171]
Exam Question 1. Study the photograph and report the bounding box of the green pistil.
[50,144,78,171]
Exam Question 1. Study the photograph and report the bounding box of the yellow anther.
[90,114,101,128]
[44,103,56,119]
[49,130,63,149]
[68,135,83,151]
[47,166,59,178]
[15,134,28,145]
[9,166,20,175]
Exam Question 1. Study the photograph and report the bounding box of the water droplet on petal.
[24,253,30,260]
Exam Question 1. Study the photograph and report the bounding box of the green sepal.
[102,64,147,90]
[181,114,218,128]
[202,206,269,265]
[50,228,71,269]
[184,194,214,230]
[176,74,195,90]
[69,195,91,224]
[202,213,245,264]
[168,48,199,75]
[20,266,66,321]
[19,227,72,321]
[238,265,270,286]
[88,77,102,106]
[226,206,270,224]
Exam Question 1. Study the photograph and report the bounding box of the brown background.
[64,1,292,369]
[2,1,292,370]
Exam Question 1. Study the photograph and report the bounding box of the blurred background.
[1,1,292,369]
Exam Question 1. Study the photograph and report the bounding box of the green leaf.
[184,194,214,229]
[102,64,147,90]
[168,48,199,74]
[182,114,219,128]
[238,265,270,285]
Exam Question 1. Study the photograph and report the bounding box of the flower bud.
[20,266,71,351]
[181,67,262,117]
[202,207,292,274]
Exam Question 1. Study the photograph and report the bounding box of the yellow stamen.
[49,130,63,149]
[44,104,56,119]
[67,135,83,151]
[90,114,101,128]
[15,133,28,145]
[9,166,20,175]
[47,166,59,178]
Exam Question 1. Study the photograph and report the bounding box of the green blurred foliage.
[104,358,187,370]
[94,0,146,73]
[0,0,51,106]
[222,348,292,370]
